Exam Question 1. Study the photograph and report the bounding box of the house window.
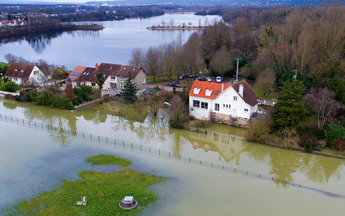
[226,104,228,108]
[215,103,219,111]
[228,104,231,109]
[224,94,229,101]
[111,76,115,80]
[142,78,146,84]
[193,100,200,108]
[201,102,208,109]
[223,104,225,108]
[233,96,237,101]
[91,82,96,87]
[244,108,249,112]
[120,76,123,82]
[120,84,123,89]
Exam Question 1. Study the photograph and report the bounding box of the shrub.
[330,137,345,151]
[325,122,345,146]
[73,88,80,96]
[0,81,20,92]
[58,97,73,110]
[73,97,83,105]
[313,142,323,151]
[244,116,272,144]
[304,139,313,153]
[80,85,92,101]
[299,135,316,148]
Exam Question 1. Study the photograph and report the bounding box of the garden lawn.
[147,76,176,84]
[7,155,164,216]
[252,86,278,100]
[86,154,132,166]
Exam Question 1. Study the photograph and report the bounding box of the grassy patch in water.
[7,168,164,216]
[86,154,132,167]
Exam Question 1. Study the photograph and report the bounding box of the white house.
[4,62,51,85]
[189,80,260,126]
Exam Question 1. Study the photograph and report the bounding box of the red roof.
[189,81,230,99]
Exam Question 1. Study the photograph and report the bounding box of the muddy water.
[0,98,345,215]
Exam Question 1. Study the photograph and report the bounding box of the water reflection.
[1,99,345,186]
[0,30,100,54]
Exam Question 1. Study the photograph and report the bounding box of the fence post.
[140,145,142,153]
[159,149,160,158]
[189,158,191,163]
[169,152,170,159]
[179,155,180,161]
[98,136,100,141]
[131,143,133,152]
[106,137,108,143]
[149,147,151,156]
[90,134,92,140]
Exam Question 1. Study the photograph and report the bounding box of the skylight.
[110,66,113,69]
[71,72,81,76]
[103,74,106,77]
[133,68,135,71]
[214,91,218,95]
[123,67,127,70]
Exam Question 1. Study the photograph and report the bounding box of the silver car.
[216,76,222,83]
[207,77,212,82]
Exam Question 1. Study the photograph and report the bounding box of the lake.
[0,13,221,70]
[0,98,345,215]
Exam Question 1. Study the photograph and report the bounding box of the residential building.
[66,66,86,88]
[72,63,147,92]
[189,80,260,126]
[4,62,51,85]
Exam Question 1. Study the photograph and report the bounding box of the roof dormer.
[194,87,201,95]
[205,88,213,96]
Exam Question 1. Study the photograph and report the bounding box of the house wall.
[103,76,111,90]
[133,69,147,91]
[28,66,45,85]
[189,96,212,120]
[213,87,252,119]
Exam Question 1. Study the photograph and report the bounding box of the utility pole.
[235,58,242,82]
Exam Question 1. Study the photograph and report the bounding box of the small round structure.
[119,196,138,210]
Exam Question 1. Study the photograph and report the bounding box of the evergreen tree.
[120,71,139,104]
[273,79,307,131]
[95,72,105,90]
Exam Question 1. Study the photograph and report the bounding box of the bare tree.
[5,53,17,63]
[256,68,276,96]
[112,98,126,116]
[304,88,344,129]
[146,90,163,116]
[210,46,233,78]
[169,94,189,128]
[144,46,162,83]
[128,47,145,67]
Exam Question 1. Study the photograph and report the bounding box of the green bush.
[73,88,80,96]
[58,97,73,110]
[0,81,20,92]
[325,122,345,146]
[304,139,313,153]
[80,85,92,101]
[73,97,83,105]
[313,142,323,151]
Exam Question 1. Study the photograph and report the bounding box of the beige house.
[73,63,147,92]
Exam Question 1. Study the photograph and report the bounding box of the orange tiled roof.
[189,81,230,99]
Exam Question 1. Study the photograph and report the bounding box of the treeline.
[131,3,345,152]
[57,6,164,22]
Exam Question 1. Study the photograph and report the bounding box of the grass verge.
[86,154,132,166]
[7,156,164,216]
[251,86,277,100]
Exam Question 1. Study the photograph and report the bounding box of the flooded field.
[0,98,345,215]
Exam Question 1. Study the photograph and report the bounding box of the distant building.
[189,80,260,126]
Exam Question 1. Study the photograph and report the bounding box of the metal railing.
[0,113,344,199]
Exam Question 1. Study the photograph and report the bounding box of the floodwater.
[0,98,345,215]
[0,13,221,70]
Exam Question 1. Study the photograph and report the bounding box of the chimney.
[239,84,243,97]
[222,83,224,92]
[95,63,99,70]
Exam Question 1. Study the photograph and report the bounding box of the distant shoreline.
[147,26,206,30]
[0,24,104,39]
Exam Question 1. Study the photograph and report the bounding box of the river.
[0,98,344,215]
[0,13,221,70]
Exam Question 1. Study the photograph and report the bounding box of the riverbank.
[147,26,206,30]
[7,154,164,215]
[0,24,104,39]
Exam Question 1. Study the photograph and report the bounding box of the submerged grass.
[86,154,132,167]
[7,156,164,216]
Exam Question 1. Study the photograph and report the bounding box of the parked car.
[216,76,222,83]
[179,74,186,80]
[170,82,180,87]
[198,77,207,81]
[189,74,199,78]
[206,77,212,82]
